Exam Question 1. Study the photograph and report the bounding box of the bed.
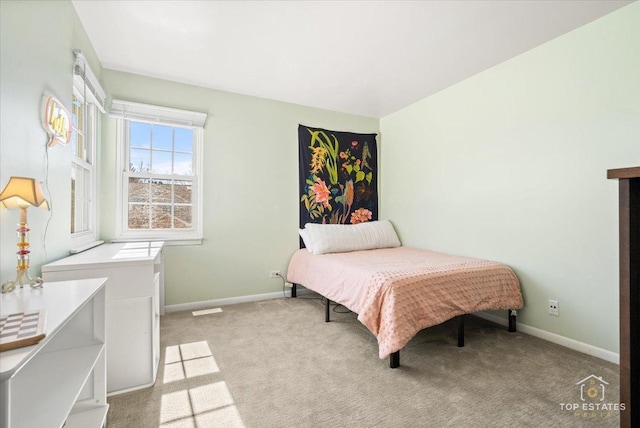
[287,229,524,368]
[294,126,523,367]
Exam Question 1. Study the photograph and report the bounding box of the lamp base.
[2,213,45,294]
[1,270,44,294]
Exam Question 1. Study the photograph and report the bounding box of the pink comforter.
[287,247,523,359]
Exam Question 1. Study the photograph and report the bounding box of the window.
[70,87,95,235]
[70,50,106,252]
[112,100,206,243]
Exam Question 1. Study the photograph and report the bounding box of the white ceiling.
[72,0,631,118]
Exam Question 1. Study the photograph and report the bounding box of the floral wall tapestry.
[299,124,378,228]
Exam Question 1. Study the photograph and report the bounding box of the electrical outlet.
[269,270,280,279]
[548,299,559,316]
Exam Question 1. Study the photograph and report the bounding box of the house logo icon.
[576,375,608,402]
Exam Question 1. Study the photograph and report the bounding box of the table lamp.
[0,176,50,293]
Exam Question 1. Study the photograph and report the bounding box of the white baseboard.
[164,286,311,313]
[473,312,619,365]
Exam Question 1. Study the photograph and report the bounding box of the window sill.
[69,240,105,254]
[110,238,202,246]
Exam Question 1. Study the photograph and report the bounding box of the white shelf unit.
[0,278,108,428]
[42,242,164,395]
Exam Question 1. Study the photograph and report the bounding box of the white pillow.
[304,220,401,255]
[299,228,314,252]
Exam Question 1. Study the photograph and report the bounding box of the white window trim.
[110,99,206,127]
[69,50,106,253]
[73,50,106,113]
[70,83,100,252]
[113,109,205,244]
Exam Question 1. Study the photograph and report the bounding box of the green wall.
[379,3,640,353]
[0,0,378,304]
[3,0,637,357]
[0,0,102,281]
[100,70,379,306]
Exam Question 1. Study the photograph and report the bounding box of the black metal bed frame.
[291,283,517,368]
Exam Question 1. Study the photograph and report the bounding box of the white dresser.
[0,278,108,428]
[42,242,164,395]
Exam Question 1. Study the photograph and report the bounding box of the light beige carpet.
[106,295,620,427]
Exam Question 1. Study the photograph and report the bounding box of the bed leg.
[390,351,400,368]
[508,309,517,333]
[325,299,331,322]
[291,283,297,298]
[457,315,465,347]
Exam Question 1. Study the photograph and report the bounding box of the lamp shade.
[0,176,49,210]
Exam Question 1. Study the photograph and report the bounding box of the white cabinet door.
[106,297,152,393]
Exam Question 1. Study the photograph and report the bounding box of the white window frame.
[70,53,105,253]
[112,101,206,244]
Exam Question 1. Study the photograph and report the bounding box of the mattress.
[287,246,523,359]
